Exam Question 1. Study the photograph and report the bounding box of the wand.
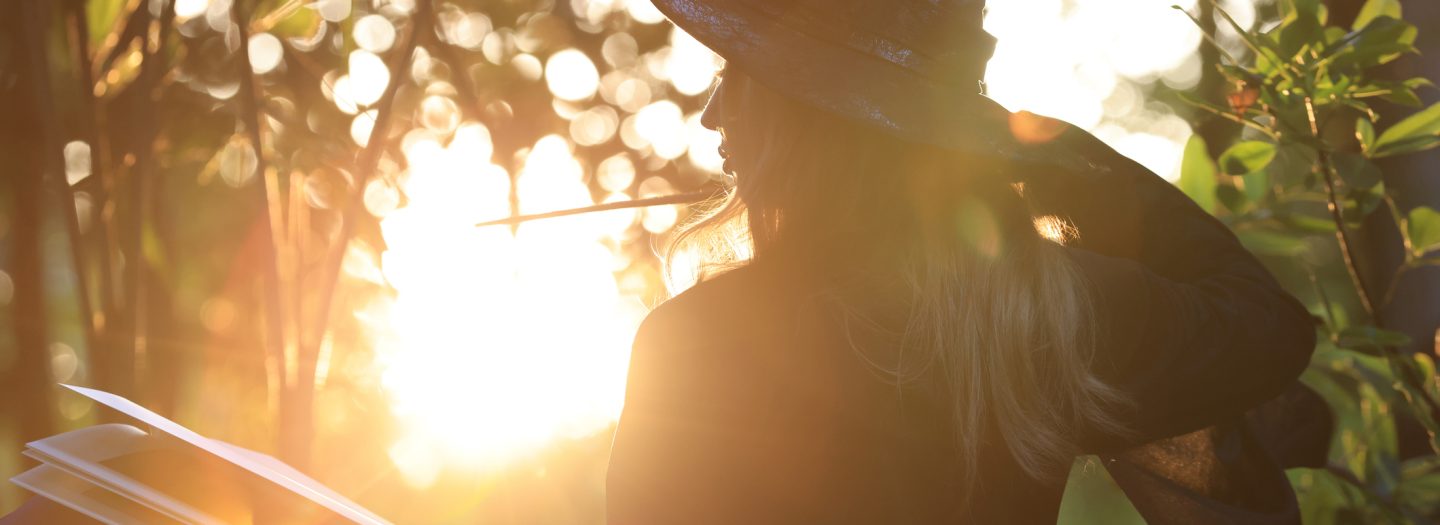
[473,190,720,228]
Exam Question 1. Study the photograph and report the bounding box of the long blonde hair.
[668,72,1132,501]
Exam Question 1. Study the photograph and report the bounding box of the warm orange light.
[372,132,649,488]
[1008,111,1068,145]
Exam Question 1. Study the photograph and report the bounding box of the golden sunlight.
[374,130,649,488]
[359,0,1231,490]
[980,0,1249,181]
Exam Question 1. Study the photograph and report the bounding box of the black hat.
[650,0,1131,175]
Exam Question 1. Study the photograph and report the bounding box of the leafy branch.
[1177,0,1440,519]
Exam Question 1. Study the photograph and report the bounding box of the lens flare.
[375,134,649,484]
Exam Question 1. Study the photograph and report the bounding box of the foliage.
[3,0,1436,521]
[1176,0,1440,520]
[0,0,713,521]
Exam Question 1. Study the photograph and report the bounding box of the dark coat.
[606,133,1319,523]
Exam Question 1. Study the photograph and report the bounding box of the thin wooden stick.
[1309,96,1440,452]
[473,191,718,228]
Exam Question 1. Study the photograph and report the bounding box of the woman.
[606,0,1317,523]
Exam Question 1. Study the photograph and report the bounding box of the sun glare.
[981,0,1254,181]
[353,8,731,486]
[362,0,1243,488]
[375,131,649,487]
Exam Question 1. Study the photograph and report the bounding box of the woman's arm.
[1021,128,1318,451]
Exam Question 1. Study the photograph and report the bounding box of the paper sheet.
[12,463,178,525]
[61,384,393,525]
[23,424,217,524]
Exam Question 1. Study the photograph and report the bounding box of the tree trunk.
[1,0,60,448]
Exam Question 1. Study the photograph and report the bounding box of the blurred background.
[0,0,1435,523]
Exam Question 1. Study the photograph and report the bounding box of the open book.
[9,385,392,525]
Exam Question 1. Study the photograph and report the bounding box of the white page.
[62,384,393,525]
[22,424,220,524]
[207,440,381,520]
[12,463,181,525]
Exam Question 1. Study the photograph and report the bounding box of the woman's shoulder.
[624,264,791,398]
[636,260,813,346]
[638,264,769,339]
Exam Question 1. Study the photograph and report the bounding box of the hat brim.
[652,0,1124,175]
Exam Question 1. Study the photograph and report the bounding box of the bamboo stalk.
[28,0,100,371]
[113,0,173,402]
[91,0,145,84]
[66,0,121,341]
[7,0,60,445]
[288,0,430,466]
[231,0,296,457]
[231,0,291,416]
[308,1,428,352]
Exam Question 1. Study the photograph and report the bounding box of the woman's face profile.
[700,74,735,176]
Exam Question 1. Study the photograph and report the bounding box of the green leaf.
[269,4,321,39]
[1396,468,1440,517]
[1237,228,1308,256]
[1332,17,1418,69]
[1218,141,1277,175]
[1218,184,1250,214]
[1412,353,1440,400]
[1058,457,1146,525]
[1214,5,1289,78]
[1278,9,1324,59]
[1356,117,1376,155]
[1353,0,1402,31]
[1403,77,1435,92]
[1305,344,1407,499]
[1354,81,1423,107]
[1285,470,1332,525]
[1344,187,1385,223]
[1381,87,1422,108]
[1322,26,1348,46]
[1406,206,1440,255]
[1269,141,1319,188]
[1242,169,1270,204]
[1373,102,1440,157]
[1372,135,1440,158]
[1331,152,1381,190]
[1401,454,1440,481]
[1179,135,1217,213]
[1283,0,1324,21]
[1299,351,1402,503]
[1337,326,1413,350]
[1279,212,1338,233]
[87,0,131,49]
[1315,74,1354,102]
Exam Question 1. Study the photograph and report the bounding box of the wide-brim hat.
[651,0,1130,176]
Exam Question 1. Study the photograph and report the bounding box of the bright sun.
[373,131,651,488]
[360,0,1232,489]
[354,14,726,488]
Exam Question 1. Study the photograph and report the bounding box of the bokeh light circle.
[545,49,600,101]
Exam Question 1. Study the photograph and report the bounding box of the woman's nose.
[700,79,727,131]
